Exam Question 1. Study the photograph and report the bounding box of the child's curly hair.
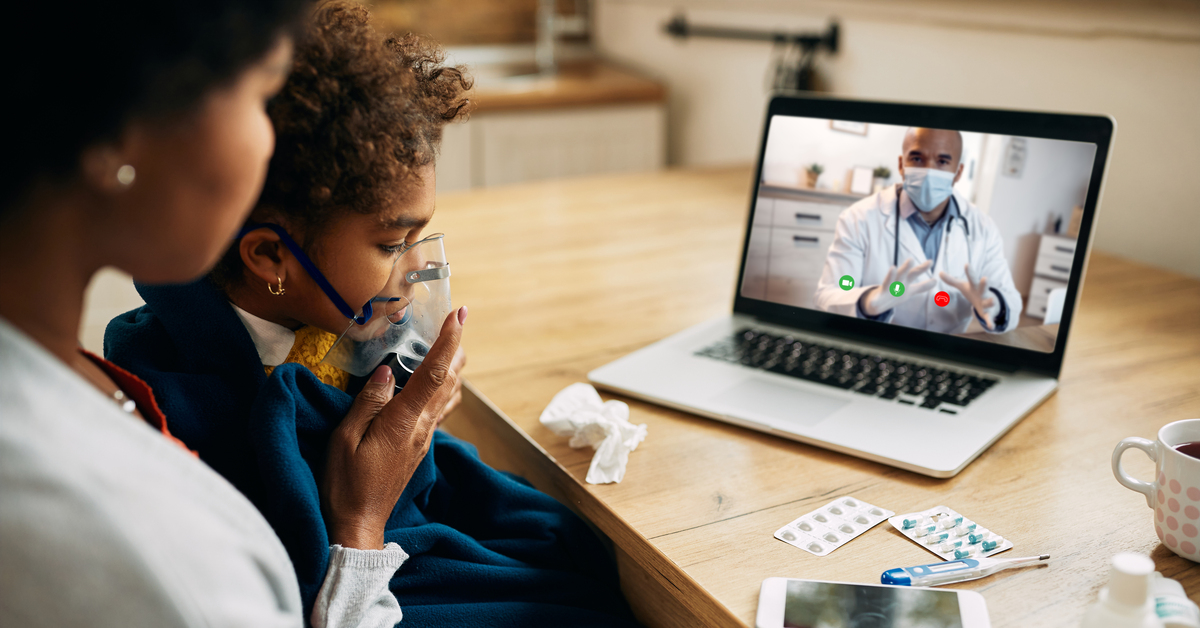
[213,1,471,286]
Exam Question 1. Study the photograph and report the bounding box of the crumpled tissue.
[539,383,647,484]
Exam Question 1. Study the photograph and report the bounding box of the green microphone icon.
[890,281,905,297]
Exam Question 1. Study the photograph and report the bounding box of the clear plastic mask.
[322,234,451,379]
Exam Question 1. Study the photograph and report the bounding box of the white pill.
[913,525,937,537]
[940,516,963,529]
[798,521,813,532]
[924,532,950,545]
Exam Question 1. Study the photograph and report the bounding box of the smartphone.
[755,577,990,628]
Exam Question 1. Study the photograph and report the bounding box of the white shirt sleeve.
[311,544,408,628]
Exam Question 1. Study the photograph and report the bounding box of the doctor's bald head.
[899,128,964,182]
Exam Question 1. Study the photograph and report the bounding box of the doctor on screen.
[814,127,1022,334]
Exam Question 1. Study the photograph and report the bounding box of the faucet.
[536,0,588,75]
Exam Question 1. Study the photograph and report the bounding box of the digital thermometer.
[881,554,1050,587]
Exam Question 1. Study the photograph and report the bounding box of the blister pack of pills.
[773,496,894,557]
[887,505,1012,561]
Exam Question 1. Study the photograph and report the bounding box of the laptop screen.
[741,114,1098,355]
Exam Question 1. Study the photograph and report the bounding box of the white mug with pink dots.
[1113,418,1200,562]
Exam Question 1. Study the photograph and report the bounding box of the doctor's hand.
[321,306,467,551]
[940,264,997,330]
[860,258,936,317]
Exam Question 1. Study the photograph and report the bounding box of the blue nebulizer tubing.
[881,554,1050,587]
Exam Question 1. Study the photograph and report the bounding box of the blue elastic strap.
[238,222,372,325]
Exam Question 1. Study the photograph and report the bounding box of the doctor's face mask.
[903,167,956,213]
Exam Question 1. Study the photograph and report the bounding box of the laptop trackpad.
[709,378,849,428]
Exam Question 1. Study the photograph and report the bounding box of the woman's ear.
[79,143,135,194]
[238,227,291,288]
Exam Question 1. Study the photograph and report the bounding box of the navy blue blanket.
[104,277,638,627]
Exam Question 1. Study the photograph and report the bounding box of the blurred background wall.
[78,0,1200,353]
[593,0,1200,277]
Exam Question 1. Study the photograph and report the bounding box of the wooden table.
[429,166,1200,627]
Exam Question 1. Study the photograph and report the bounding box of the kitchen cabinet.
[463,104,664,188]
[1027,234,1077,319]
[435,60,666,192]
[764,227,838,307]
[740,186,860,309]
[740,198,773,300]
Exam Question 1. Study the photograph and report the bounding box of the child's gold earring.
[268,276,286,296]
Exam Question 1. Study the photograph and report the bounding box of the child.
[105,4,639,626]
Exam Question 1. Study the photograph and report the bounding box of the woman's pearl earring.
[116,165,136,187]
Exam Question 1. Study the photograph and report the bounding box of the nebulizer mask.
[322,234,451,383]
[237,224,451,388]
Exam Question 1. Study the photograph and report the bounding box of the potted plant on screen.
[872,166,891,192]
[805,163,823,189]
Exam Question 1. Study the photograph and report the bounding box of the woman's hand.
[436,345,467,426]
[320,306,467,550]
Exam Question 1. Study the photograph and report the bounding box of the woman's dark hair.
[211,1,472,288]
[2,0,306,219]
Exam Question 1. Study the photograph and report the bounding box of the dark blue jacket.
[105,277,638,627]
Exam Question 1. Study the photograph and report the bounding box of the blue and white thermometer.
[881,554,1050,587]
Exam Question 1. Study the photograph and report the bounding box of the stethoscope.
[893,187,974,273]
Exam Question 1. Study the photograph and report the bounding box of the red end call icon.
[934,291,950,307]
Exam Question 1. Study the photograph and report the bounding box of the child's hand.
[320,306,468,550]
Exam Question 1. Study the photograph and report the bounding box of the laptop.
[589,95,1114,477]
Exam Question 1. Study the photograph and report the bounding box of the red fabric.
[80,350,197,456]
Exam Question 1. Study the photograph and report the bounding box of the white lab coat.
[814,185,1022,334]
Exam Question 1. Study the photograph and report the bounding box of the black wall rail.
[664,15,840,92]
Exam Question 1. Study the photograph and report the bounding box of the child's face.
[296,164,437,336]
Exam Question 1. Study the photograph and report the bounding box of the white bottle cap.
[1107,552,1154,609]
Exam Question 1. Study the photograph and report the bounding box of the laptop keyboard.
[695,328,999,413]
